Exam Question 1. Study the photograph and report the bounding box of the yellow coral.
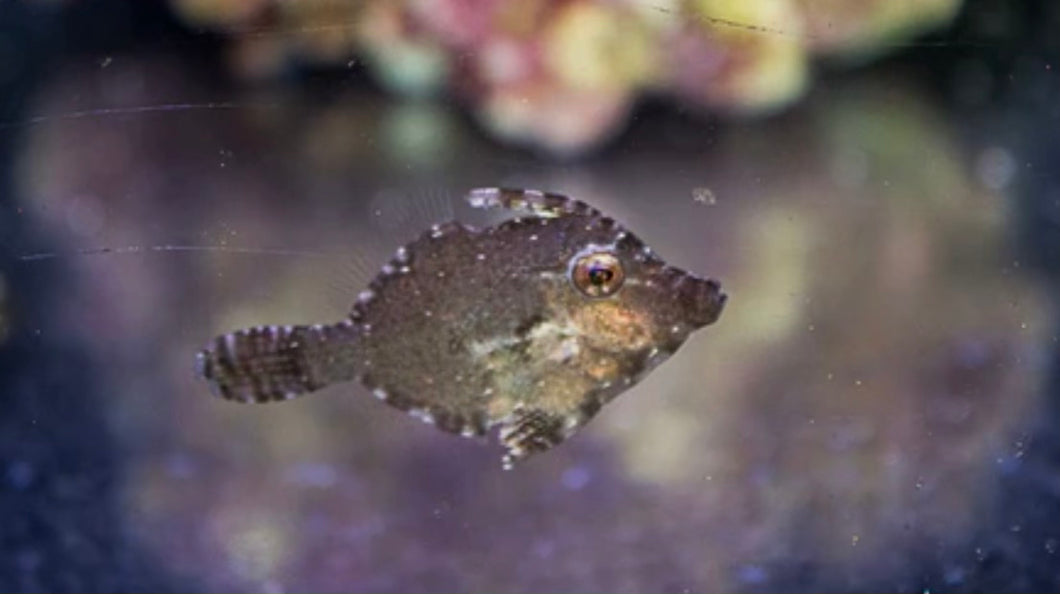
[726,31,809,113]
[544,2,658,92]
[171,0,268,28]
[691,0,810,112]
[494,0,551,38]
[798,0,963,54]
[692,0,806,40]
[276,0,363,63]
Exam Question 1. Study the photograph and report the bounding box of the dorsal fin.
[465,188,601,219]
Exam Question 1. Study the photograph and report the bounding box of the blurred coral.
[168,0,963,150]
[668,0,809,113]
[796,0,963,55]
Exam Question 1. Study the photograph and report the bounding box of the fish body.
[196,188,726,468]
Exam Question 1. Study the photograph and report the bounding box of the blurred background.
[1,0,1059,591]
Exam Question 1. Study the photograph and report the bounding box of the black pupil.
[588,265,613,285]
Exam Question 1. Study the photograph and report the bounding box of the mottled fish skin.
[196,188,727,468]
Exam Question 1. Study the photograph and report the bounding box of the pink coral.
[166,0,964,155]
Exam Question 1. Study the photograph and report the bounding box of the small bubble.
[560,466,590,491]
[977,146,1017,190]
[15,549,41,572]
[533,539,555,559]
[944,565,966,586]
[691,187,717,205]
[166,453,197,479]
[737,564,768,584]
[285,462,337,488]
[831,148,869,188]
[65,193,106,239]
[6,461,35,489]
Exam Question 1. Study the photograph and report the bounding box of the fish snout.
[680,276,727,328]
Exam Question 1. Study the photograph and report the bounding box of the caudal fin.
[196,321,361,403]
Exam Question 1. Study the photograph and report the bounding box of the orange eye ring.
[571,251,624,298]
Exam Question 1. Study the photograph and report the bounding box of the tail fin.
[195,321,362,403]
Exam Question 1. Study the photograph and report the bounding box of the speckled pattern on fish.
[196,188,727,468]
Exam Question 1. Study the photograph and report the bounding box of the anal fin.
[498,406,575,470]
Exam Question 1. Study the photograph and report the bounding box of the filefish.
[196,188,727,468]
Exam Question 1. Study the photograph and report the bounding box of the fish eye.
[571,251,624,297]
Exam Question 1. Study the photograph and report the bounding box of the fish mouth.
[682,276,727,328]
